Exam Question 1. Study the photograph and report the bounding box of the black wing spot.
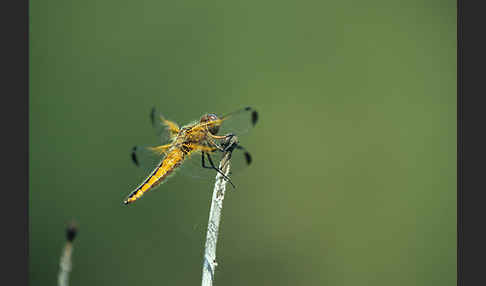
[251,110,258,126]
[150,107,156,126]
[131,146,140,166]
[244,152,252,165]
[244,106,252,111]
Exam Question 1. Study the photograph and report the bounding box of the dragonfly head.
[200,113,220,135]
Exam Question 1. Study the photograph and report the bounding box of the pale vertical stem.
[58,242,73,286]
[58,223,77,286]
[201,151,233,286]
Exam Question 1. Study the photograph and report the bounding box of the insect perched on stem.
[123,107,258,205]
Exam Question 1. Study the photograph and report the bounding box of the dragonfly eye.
[200,113,220,135]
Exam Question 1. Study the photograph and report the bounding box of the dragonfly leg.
[204,152,236,189]
[205,131,238,151]
[201,152,214,170]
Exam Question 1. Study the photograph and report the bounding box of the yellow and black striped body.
[125,122,222,205]
[124,147,191,205]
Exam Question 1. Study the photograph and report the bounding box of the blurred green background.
[30,0,456,285]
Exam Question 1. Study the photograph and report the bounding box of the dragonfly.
[123,106,258,205]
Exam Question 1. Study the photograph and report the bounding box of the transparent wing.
[210,145,253,179]
[130,143,210,178]
[130,144,253,183]
[150,107,180,144]
[216,106,258,137]
[130,144,168,175]
[179,145,254,182]
[129,144,217,181]
[176,150,216,180]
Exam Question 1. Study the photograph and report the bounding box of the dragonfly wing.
[217,106,258,136]
[177,150,216,180]
[150,107,180,144]
[131,144,169,174]
[131,142,253,183]
[175,145,253,182]
[208,144,253,178]
[131,145,215,181]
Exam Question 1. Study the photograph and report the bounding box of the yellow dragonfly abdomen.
[124,148,188,205]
